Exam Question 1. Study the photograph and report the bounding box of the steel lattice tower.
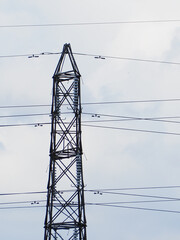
[44,43,87,240]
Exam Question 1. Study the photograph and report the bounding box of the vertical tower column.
[44,43,87,240]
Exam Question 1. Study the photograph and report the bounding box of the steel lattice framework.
[44,43,87,240]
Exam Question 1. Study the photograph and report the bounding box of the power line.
[0,205,45,210]
[0,51,180,65]
[1,186,180,197]
[0,104,51,109]
[2,111,180,125]
[0,191,47,196]
[82,98,180,105]
[0,19,180,29]
[74,52,180,65]
[0,200,46,205]
[1,188,180,212]
[89,191,180,201]
[1,107,180,125]
[0,52,60,59]
[82,118,180,125]
[86,203,180,214]
[1,98,180,109]
[0,122,50,128]
[87,185,180,191]
[0,113,50,118]
[0,198,178,207]
[87,199,179,205]
[2,104,180,124]
[82,112,180,124]
[0,121,180,136]
[83,111,180,123]
[0,195,179,214]
[0,110,180,135]
[82,124,180,136]
[0,202,180,215]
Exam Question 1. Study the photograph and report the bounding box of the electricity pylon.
[44,43,87,240]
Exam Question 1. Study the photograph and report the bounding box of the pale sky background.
[1,0,180,239]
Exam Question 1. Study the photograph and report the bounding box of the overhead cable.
[0,19,180,29]
[2,112,180,125]
[0,191,47,196]
[1,185,180,197]
[86,203,180,214]
[82,124,180,136]
[74,52,180,65]
[89,190,180,201]
[0,121,180,136]
[0,104,50,109]
[0,51,180,65]
[0,199,178,207]
[1,202,180,214]
[87,185,180,191]
[1,98,180,109]
[0,113,50,118]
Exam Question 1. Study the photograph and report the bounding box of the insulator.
[76,155,82,187]
[54,166,57,183]
[53,165,57,198]
[74,78,78,112]
[74,227,78,240]
[55,85,61,118]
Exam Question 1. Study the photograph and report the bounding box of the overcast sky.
[1,1,180,240]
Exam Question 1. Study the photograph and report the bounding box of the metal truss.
[44,43,87,240]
